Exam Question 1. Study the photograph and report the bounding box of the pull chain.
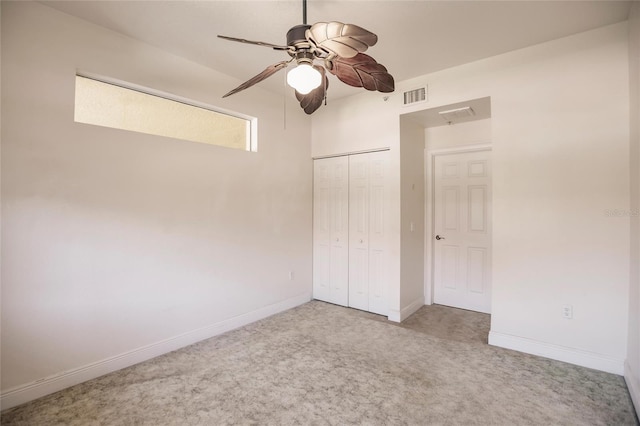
[283,69,287,130]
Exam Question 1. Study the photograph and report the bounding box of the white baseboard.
[1,292,311,411]
[625,360,640,417]
[388,297,424,323]
[488,331,624,375]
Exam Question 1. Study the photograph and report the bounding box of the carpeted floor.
[2,301,638,425]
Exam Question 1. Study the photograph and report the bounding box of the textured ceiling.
[41,0,632,100]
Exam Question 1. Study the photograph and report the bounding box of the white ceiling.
[41,0,632,101]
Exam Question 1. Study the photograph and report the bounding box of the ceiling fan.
[218,0,394,114]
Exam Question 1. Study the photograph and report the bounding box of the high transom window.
[74,75,256,151]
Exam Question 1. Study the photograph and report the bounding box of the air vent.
[403,87,427,106]
[438,106,475,122]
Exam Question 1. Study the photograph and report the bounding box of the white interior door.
[348,151,389,316]
[313,156,349,307]
[433,150,492,313]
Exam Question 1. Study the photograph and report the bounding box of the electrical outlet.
[562,304,573,319]
[288,271,294,281]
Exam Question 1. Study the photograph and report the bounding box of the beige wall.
[1,1,313,407]
[313,22,631,374]
[626,1,640,414]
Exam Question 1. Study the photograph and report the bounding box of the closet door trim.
[312,148,390,160]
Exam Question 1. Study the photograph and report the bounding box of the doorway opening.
[403,96,492,314]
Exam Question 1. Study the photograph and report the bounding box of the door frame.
[424,144,492,306]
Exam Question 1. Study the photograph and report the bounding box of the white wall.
[312,22,631,374]
[487,23,629,375]
[1,2,313,408]
[398,118,425,320]
[626,1,640,415]
[425,119,492,152]
[312,95,396,159]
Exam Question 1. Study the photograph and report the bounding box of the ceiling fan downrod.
[286,0,311,47]
[302,0,307,25]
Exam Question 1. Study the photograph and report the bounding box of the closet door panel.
[329,159,349,306]
[367,151,390,316]
[349,155,370,310]
[313,156,349,307]
[313,162,331,302]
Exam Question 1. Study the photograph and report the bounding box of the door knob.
[435,235,445,240]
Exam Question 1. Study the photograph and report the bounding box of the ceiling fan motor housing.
[287,24,316,64]
[286,24,312,46]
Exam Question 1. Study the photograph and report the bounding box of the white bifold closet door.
[312,150,389,316]
[313,155,349,307]
[348,151,389,316]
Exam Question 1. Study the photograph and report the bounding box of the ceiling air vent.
[438,106,475,123]
[403,86,427,106]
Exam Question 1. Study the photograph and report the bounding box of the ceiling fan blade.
[327,53,394,93]
[217,35,290,51]
[222,61,290,98]
[307,22,377,59]
[295,66,329,115]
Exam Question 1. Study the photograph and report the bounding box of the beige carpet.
[2,301,638,425]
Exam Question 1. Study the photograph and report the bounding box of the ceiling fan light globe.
[287,63,322,94]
